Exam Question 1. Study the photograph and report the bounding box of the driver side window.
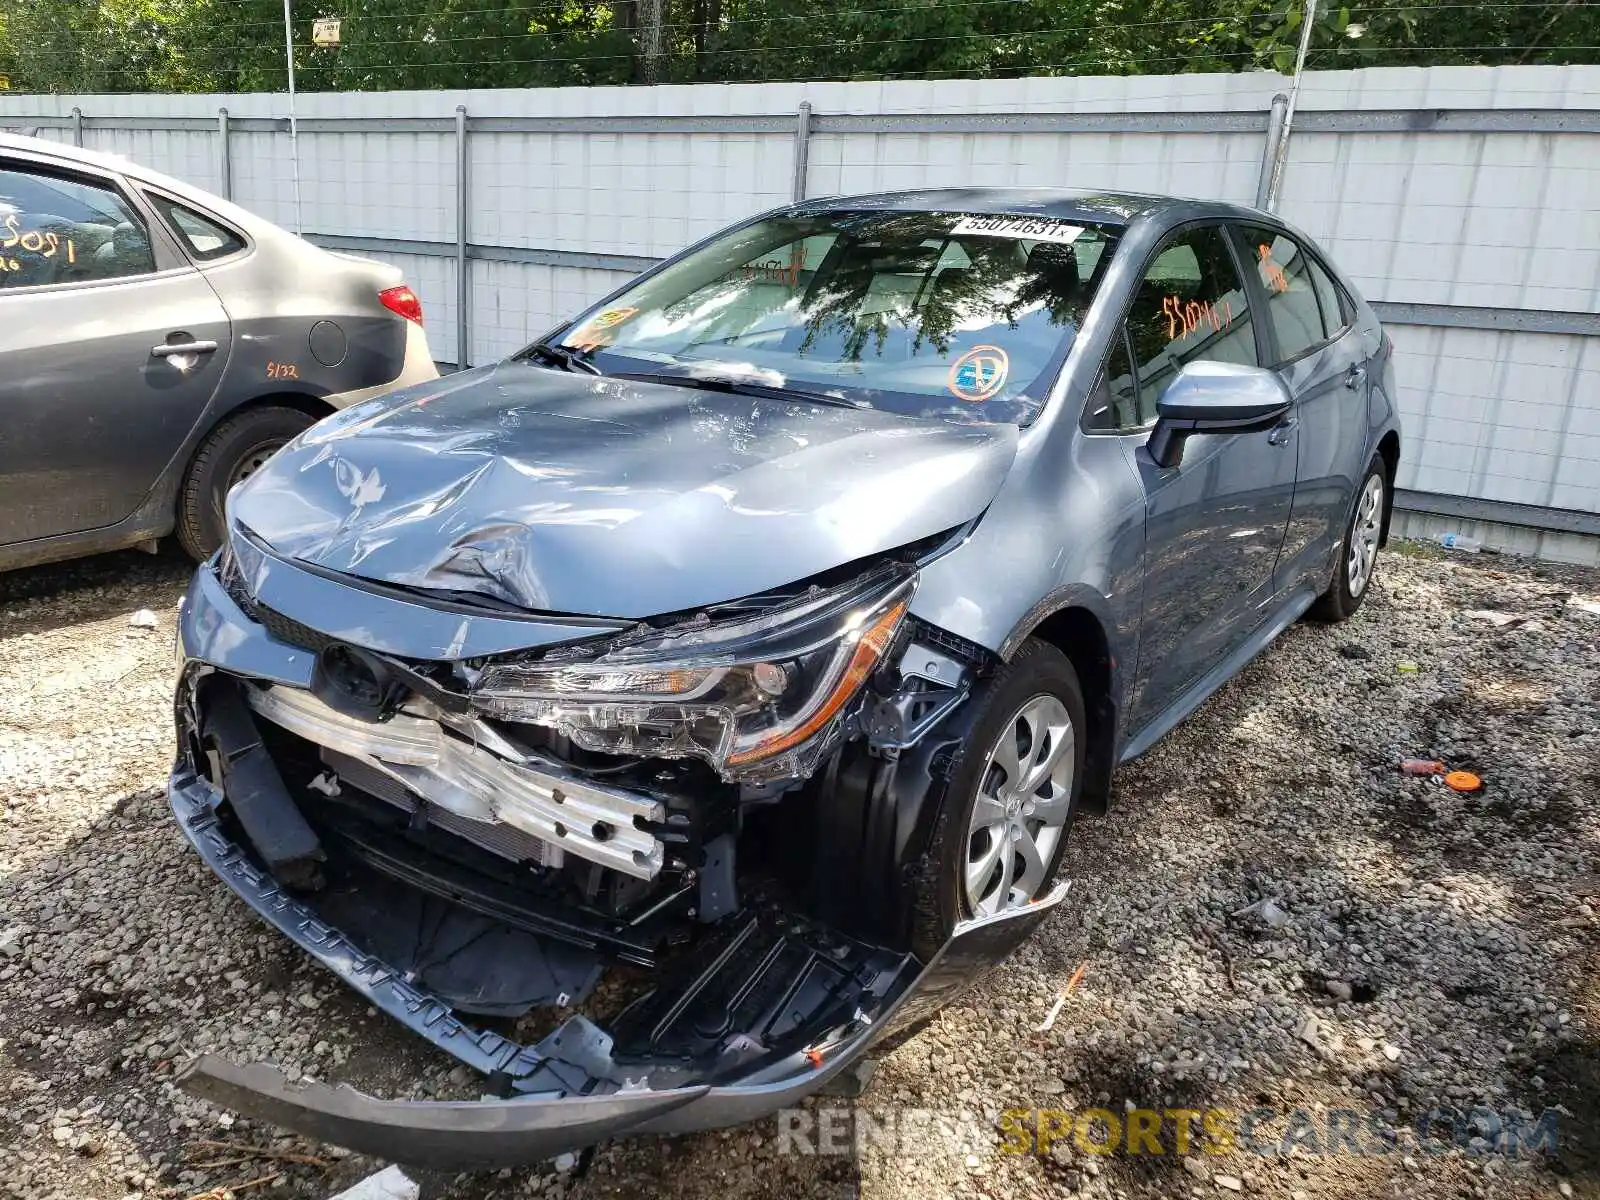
[1092,225,1257,430]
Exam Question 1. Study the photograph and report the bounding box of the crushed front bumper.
[172,771,1065,1168]
[170,556,1069,1169]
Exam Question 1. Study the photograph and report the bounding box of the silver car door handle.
[1344,363,1367,389]
[1267,417,1298,446]
[152,340,219,357]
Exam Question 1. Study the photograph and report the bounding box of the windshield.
[549,209,1122,424]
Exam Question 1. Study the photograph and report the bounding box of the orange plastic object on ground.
[1444,771,1483,792]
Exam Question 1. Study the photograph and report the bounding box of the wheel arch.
[227,390,339,426]
[1004,602,1119,817]
[176,391,336,500]
[1375,429,1401,546]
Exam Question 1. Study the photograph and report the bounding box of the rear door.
[1230,223,1369,596]
[0,153,232,545]
[1084,223,1298,731]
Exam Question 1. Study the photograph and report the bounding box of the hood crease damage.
[232,363,1017,618]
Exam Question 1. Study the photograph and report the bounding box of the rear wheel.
[1309,456,1386,622]
[177,406,316,561]
[912,638,1085,958]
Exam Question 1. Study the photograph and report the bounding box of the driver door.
[1095,224,1298,731]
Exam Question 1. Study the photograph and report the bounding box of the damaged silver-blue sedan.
[169,189,1401,1167]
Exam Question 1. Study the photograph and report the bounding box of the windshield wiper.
[611,370,863,409]
[524,342,602,376]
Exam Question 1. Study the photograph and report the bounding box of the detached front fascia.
[170,541,1064,1168]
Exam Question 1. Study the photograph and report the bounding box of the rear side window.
[1309,256,1350,337]
[1094,224,1256,429]
[150,195,245,261]
[0,163,155,288]
[1240,226,1345,363]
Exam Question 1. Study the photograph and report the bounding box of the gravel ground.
[0,541,1595,1200]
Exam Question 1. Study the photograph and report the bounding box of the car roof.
[796,187,1269,229]
[0,130,292,243]
[0,134,1276,240]
[0,130,155,180]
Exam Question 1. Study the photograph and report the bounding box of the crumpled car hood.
[230,362,1019,619]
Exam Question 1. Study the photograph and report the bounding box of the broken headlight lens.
[470,570,914,782]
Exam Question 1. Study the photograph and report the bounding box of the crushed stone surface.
[0,542,1595,1199]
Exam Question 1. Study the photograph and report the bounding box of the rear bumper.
[171,768,1066,1168]
[325,321,439,410]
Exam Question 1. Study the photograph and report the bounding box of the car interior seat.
[91,221,153,278]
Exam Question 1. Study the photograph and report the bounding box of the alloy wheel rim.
[228,441,286,492]
[965,693,1075,917]
[1348,473,1385,597]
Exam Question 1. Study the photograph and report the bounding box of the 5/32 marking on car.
[266,361,301,380]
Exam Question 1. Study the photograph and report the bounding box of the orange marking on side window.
[1258,244,1289,293]
[1,213,77,261]
[1160,295,1232,342]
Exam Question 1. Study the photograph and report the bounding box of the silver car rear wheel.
[178,406,317,562]
[965,693,1076,917]
[1310,455,1388,623]
[1348,472,1385,598]
[227,441,289,492]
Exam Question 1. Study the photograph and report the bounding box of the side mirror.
[1146,361,1293,469]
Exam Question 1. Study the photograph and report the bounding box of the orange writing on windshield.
[1161,295,1232,341]
[1258,244,1289,293]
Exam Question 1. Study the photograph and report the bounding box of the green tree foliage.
[2,0,1598,94]
[3,0,229,92]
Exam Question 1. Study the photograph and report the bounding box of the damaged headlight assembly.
[470,569,914,782]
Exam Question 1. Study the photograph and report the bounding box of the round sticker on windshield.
[948,345,1009,402]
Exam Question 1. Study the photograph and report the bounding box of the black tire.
[910,638,1086,960]
[1309,455,1387,623]
[177,406,315,561]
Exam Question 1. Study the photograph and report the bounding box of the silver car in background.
[0,132,438,567]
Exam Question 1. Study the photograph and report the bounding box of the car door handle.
[152,340,219,358]
[1267,417,1298,446]
[1344,363,1367,389]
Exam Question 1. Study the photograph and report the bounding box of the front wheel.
[911,638,1085,959]
[177,406,316,561]
[1309,456,1387,622]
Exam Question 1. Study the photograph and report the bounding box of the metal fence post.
[455,104,470,371]
[1255,93,1288,209]
[1265,0,1318,211]
[70,106,83,147]
[791,101,812,203]
[217,107,233,200]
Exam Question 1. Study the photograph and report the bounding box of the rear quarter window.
[149,195,246,261]
[1308,256,1351,336]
